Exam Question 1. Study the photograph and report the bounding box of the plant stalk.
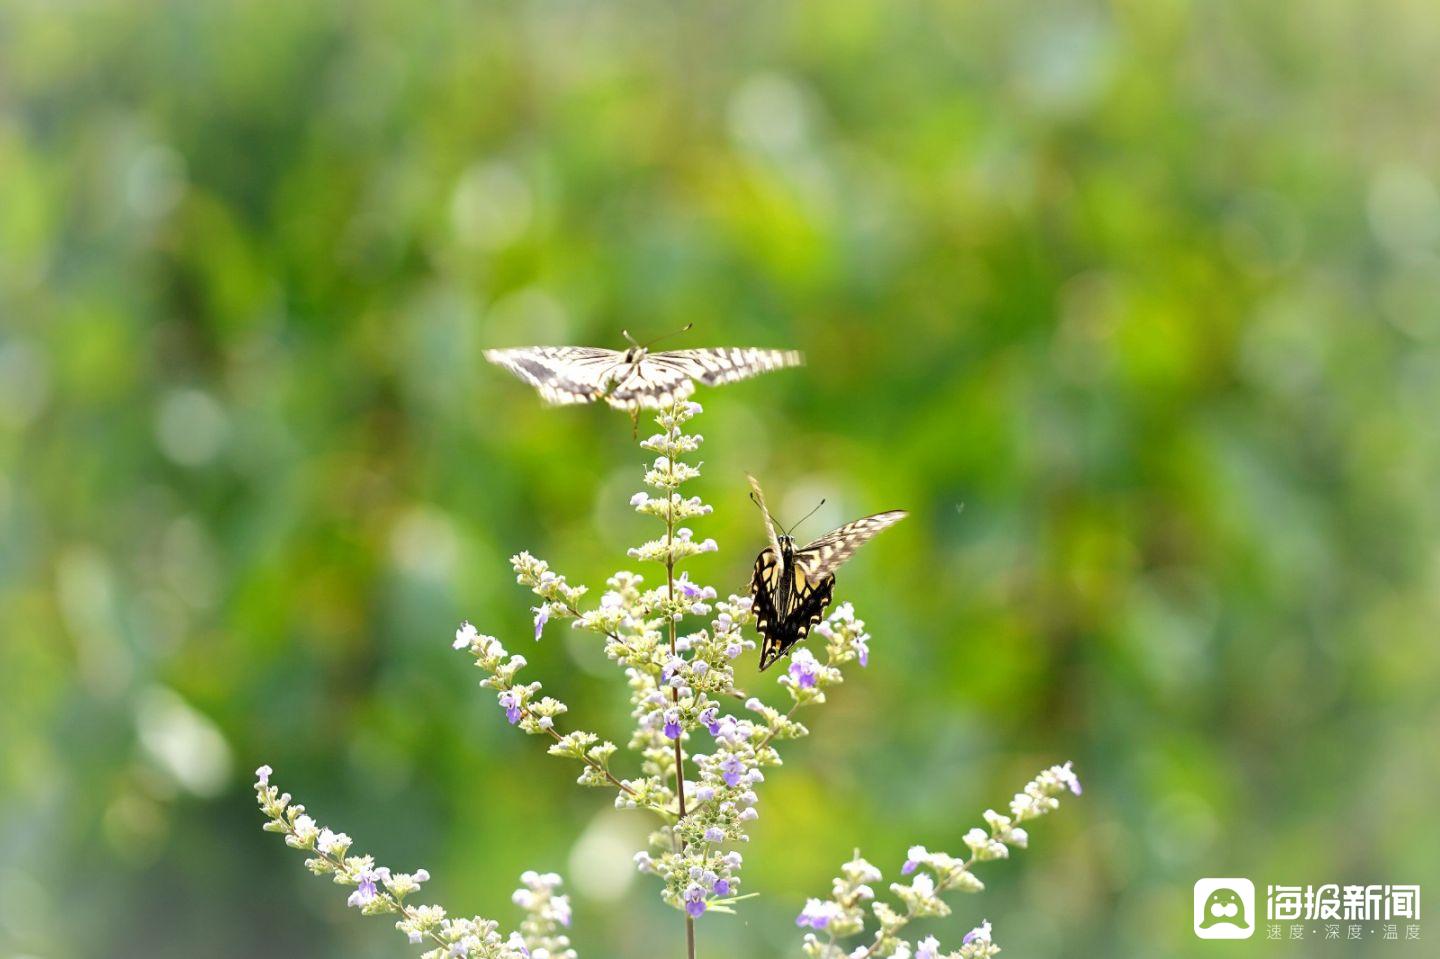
[664,405,695,959]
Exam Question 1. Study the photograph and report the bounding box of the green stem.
[663,402,696,959]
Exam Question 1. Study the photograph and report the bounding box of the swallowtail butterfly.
[484,329,802,410]
[746,474,907,671]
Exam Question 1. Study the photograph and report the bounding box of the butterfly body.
[746,475,906,671]
[485,344,803,410]
[751,534,837,671]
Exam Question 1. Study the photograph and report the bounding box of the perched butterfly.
[484,327,803,411]
[746,474,907,671]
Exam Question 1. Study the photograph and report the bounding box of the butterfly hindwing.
[751,546,835,671]
[750,547,783,661]
[605,359,697,409]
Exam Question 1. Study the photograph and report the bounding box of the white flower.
[453,621,479,650]
[317,829,352,856]
[289,815,319,847]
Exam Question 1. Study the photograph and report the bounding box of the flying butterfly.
[746,474,907,671]
[484,326,803,411]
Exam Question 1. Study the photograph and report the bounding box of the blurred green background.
[3,0,1440,956]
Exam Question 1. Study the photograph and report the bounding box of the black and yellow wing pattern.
[746,475,906,671]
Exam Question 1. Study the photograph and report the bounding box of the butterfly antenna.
[641,322,695,350]
[751,491,791,535]
[621,329,641,348]
[788,498,827,538]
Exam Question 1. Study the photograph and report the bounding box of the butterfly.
[746,474,907,671]
[484,328,803,411]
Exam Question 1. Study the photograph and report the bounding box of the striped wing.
[603,360,697,410]
[483,347,625,406]
[750,547,835,672]
[746,473,781,556]
[797,510,908,580]
[486,344,803,410]
[651,348,804,386]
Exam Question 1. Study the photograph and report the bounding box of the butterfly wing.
[799,510,908,579]
[488,344,802,409]
[746,473,782,556]
[750,545,836,671]
[483,347,626,405]
[652,348,804,386]
[603,358,697,410]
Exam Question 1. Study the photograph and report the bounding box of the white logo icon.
[1194,878,1256,939]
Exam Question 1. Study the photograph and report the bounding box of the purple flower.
[684,884,707,918]
[855,634,870,667]
[713,878,731,896]
[699,707,720,735]
[917,935,941,959]
[532,604,551,641]
[703,826,725,843]
[695,785,715,801]
[720,756,744,787]
[788,649,820,689]
[347,867,384,909]
[678,579,703,600]
[795,898,835,929]
[963,920,992,945]
[663,709,682,740]
[630,492,648,507]
[498,690,522,724]
[901,859,918,875]
[255,765,272,787]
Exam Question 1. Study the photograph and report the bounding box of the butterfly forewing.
[746,473,782,556]
[654,348,804,387]
[798,510,909,580]
[482,347,623,405]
